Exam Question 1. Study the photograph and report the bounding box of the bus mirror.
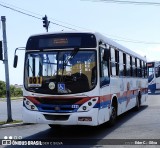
[13,47,25,68]
[103,49,110,61]
[13,55,18,68]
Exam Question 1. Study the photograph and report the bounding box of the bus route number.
[28,77,42,87]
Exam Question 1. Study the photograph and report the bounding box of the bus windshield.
[24,50,97,94]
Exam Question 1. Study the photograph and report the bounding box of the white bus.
[13,32,148,127]
[147,61,160,93]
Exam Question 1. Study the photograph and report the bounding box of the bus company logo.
[2,136,12,145]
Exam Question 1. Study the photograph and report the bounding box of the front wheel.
[108,106,117,126]
[48,124,61,129]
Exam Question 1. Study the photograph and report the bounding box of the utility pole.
[1,16,13,122]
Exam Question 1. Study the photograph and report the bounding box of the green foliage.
[0,80,6,97]
[0,81,22,97]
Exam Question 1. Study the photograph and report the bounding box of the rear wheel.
[135,94,141,111]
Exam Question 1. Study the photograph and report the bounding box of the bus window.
[100,47,110,87]
[138,59,142,77]
[110,47,116,76]
[145,62,147,78]
[155,66,160,78]
[142,61,145,78]
[130,56,133,76]
[126,54,131,76]
[123,53,126,76]
[132,57,136,77]
[115,49,119,76]
[119,51,124,76]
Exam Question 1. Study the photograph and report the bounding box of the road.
[0,99,22,121]
[0,94,160,148]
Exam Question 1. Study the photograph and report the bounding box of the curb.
[0,122,32,128]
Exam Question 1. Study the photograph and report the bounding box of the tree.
[0,80,22,97]
[14,88,23,97]
[0,80,6,97]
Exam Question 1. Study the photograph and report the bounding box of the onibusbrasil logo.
[2,136,43,146]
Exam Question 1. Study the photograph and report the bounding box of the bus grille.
[43,114,70,121]
[36,98,82,105]
[40,106,75,112]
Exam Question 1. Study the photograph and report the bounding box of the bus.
[13,31,148,127]
[147,61,160,93]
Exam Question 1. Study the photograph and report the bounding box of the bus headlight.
[77,97,98,112]
[23,98,38,111]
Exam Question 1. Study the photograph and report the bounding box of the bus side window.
[119,51,124,76]
[156,66,160,78]
[126,54,131,76]
[99,47,110,87]
[130,56,133,76]
[135,58,137,77]
[115,49,119,76]
[140,60,142,77]
[123,53,126,76]
[137,59,142,77]
[145,62,147,78]
[142,61,145,78]
[132,57,136,77]
[110,47,116,76]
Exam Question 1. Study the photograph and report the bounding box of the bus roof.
[28,31,147,61]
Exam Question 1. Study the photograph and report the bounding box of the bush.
[0,81,22,97]
[0,81,6,97]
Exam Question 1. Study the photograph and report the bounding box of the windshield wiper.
[64,47,79,67]
[61,48,79,82]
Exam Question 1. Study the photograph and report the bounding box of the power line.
[112,38,160,44]
[82,0,160,6]
[0,1,86,29]
[0,3,42,20]
[0,2,77,30]
[102,33,160,44]
[0,1,86,30]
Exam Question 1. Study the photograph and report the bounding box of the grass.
[0,120,23,125]
[0,97,23,101]
[11,97,23,100]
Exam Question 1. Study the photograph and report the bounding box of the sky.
[0,0,160,85]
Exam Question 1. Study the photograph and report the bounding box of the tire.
[108,106,117,126]
[135,96,140,111]
[48,124,61,129]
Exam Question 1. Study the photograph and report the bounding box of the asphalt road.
[0,99,22,121]
[0,94,160,148]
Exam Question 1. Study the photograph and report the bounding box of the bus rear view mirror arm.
[13,47,25,68]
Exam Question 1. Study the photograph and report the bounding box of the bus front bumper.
[22,108,99,126]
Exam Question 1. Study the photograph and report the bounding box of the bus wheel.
[108,106,117,126]
[135,96,140,111]
[48,124,61,129]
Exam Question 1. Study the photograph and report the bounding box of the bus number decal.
[28,77,42,87]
